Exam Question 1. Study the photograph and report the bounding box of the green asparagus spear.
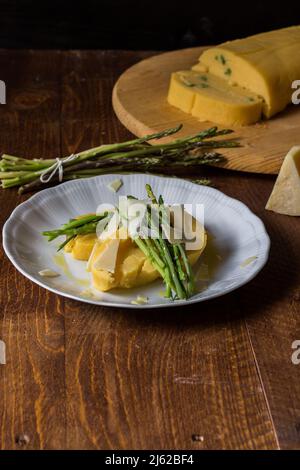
[0,125,239,193]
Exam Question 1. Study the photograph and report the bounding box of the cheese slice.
[168,70,262,126]
[86,241,101,272]
[266,146,300,216]
[195,25,300,118]
[93,238,120,272]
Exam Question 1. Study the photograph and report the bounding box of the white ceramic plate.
[3,174,270,309]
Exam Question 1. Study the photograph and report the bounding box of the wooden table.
[0,49,300,451]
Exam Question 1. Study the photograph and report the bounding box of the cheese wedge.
[168,70,262,126]
[266,146,300,216]
[195,25,300,118]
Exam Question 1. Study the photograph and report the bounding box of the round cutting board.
[113,47,300,175]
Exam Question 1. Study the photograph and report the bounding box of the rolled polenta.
[194,25,300,118]
[168,70,263,126]
[169,25,300,125]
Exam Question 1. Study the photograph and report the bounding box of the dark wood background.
[0,49,300,450]
[0,0,299,50]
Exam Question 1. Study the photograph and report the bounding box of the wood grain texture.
[0,49,299,450]
[229,176,300,450]
[112,47,300,175]
[0,50,66,449]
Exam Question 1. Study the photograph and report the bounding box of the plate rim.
[2,173,271,309]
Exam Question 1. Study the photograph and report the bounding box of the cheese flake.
[131,295,149,305]
[38,269,60,278]
[86,241,101,272]
[240,256,257,268]
[107,178,123,193]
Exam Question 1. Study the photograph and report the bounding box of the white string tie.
[40,154,78,183]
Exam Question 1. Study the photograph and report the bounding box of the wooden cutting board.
[112,47,300,175]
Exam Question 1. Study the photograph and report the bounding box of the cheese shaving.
[38,268,60,277]
[131,295,149,305]
[240,256,257,268]
[107,178,123,192]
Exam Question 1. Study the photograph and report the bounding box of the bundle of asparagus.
[43,184,197,300]
[0,125,239,194]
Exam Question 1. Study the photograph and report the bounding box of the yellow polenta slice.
[66,233,98,260]
[168,70,262,126]
[66,220,207,292]
[89,232,207,292]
